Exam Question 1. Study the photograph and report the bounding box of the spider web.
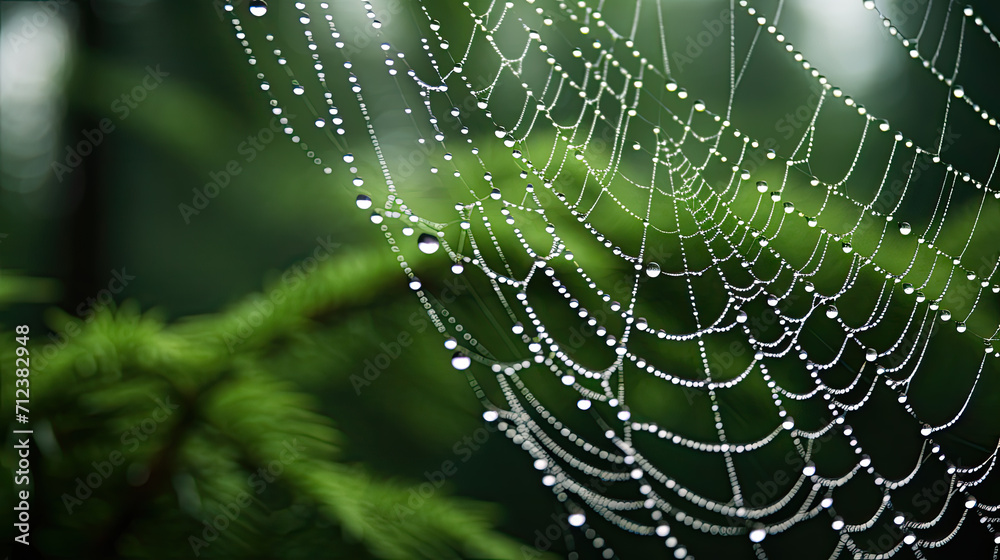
[223,0,1000,557]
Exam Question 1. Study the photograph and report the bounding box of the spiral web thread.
[224,0,1000,557]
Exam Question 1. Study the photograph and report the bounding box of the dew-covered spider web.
[223,0,1000,557]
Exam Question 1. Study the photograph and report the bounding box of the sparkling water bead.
[826,306,839,319]
[417,233,440,254]
[249,0,267,16]
[451,353,471,370]
[645,261,661,278]
[898,221,911,235]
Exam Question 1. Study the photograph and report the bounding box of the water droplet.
[898,222,911,235]
[756,180,768,193]
[953,86,965,99]
[842,242,853,253]
[356,195,372,209]
[417,233,440,254]
[766,149,776,160]
[490,188,501,200]
[736,310,748,323]
[577,399,591,410]
[956,322,967,333]
[249,0,267,17]
[693,100,706,112]
[740,169,751,180]
[803,462,817,476]
[568,512,586,527]
[866,348,877,361]
[451,352,471,370]
[748,527,766,542]
[512,322,524,334]
[444,337,458,350]
[826,306,839,319]
[863,0,875,9]
[292,84,305,95]
[645,262,661,278]
[902,283,914,294]
[940,309,952,321]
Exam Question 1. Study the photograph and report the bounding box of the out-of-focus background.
[1,0,999,558]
